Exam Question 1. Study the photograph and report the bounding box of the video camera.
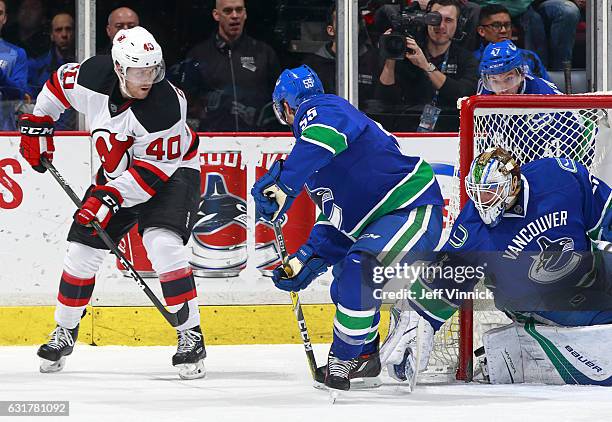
[379,9,442,60]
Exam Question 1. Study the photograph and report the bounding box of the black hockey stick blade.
[41,157,189,327]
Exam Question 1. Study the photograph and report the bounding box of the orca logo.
[528,235,581,284]
[193,173,247,235]
[307,186,342,228]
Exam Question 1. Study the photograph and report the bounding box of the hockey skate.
[37,325,79,373]
[323,351,359,403]
[173,325,206,380]
[314,344,382,390]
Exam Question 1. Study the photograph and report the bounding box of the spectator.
[28,13,75,96]
[27,12,76,129]
[5,0,48,59]
[472,1,582,70]
[477,40,560,95]
[303,3,381,113]
[474,4,549,80]
[376,0,479,132]
[0,0,28,130]
[175,0,281,132]
[527,0,583,70]
[100,7,140,53]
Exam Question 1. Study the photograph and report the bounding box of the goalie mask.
[466,147,520,227]
[111,26,165,98]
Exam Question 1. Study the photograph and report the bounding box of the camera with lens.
[379,10,442,60]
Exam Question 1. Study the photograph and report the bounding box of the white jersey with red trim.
[33,55,200,208]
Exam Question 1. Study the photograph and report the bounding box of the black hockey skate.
[173,325,206,380]
[314,338,382,390]
[37,325,79,373]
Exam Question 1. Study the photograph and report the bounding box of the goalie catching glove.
[18,114,55,173]
[272,245,328,292]
[251,160,298,223]
[75,185,123,229]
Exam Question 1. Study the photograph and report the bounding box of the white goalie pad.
[483,322,612,385]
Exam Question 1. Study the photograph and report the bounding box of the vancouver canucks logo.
[307,186,343,228]
[528,235,581,284]
[193,173,247,234]
[308,186,333,211]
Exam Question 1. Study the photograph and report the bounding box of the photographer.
[377,0,479,132]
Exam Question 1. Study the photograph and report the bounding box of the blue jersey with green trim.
[279,94,444,240]
[409,158,612,330]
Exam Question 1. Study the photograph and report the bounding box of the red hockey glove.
[75,186,123,229]
[18,114,55,173]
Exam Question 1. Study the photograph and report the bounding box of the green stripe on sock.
[335,309,375,331]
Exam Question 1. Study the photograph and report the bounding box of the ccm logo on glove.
[75,186,123,229]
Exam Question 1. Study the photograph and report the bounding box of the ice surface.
[1,344,611,422]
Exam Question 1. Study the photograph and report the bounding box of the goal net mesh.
[422,95,612,382]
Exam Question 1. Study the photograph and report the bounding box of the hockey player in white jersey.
[18,27,206,379]
[383,147,612,386]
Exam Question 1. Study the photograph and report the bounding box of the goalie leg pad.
[483,321,612,385]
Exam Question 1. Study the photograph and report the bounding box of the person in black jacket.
[303,3,382,113]
[376,0,479,132]
[177,0,281,132]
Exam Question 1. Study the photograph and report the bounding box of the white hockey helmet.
[111,26,165,92]
[465,147,521,227]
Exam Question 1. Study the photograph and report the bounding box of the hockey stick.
[272,221,318,379]
[41,157,190,328]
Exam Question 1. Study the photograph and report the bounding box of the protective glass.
[273,101,288,125]
[125,62,165,85]
[482,68,523,93]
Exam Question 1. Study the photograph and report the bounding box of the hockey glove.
[18,114,55,173]
[272,245,329,292]
[75,185,123,229]
[251,160,298,223]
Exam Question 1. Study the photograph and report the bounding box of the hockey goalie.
[382,147,612,386]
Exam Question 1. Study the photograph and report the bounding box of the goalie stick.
[272,221,318,379]
[41,157,190,328]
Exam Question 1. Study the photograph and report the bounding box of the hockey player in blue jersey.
[477,40,561,95]
[387,147,612,386]
[251,65,445,393]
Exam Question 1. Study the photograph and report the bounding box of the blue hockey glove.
[251,160,298,223]
[272,245,329,292]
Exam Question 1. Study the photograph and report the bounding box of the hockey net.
[423,94,612,382]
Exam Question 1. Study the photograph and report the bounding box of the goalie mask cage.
[427,94,612,382]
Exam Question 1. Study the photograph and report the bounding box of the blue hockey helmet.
[479,40,524,93]
[479,40,523,76]
[272,65,324,125]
